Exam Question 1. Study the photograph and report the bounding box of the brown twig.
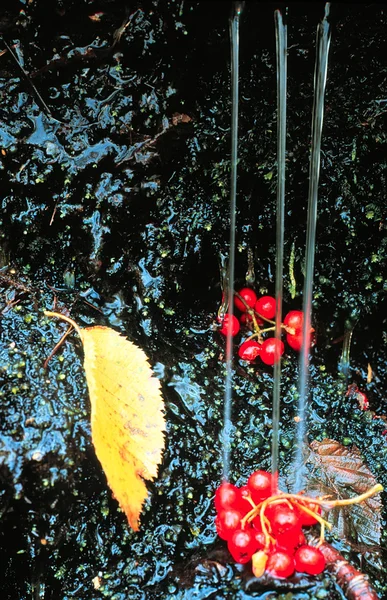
[0,272,32,294]
[82,298,104,314]
[112,9,142,47]
[1,299,20,315]
[311,538,380,600]
[44,324,74,369]
[49,202,58,226]
[0,36,54,118]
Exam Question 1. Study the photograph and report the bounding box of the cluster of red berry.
[218,287,311,366]
[215,471,326,579]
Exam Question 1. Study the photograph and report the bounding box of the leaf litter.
[306,439,382,556]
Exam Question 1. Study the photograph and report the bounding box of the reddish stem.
[316,540,380,600]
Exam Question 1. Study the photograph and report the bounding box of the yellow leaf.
[45,311,165,531]
[251,550,268,578]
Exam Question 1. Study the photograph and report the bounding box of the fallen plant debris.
[306,439,382,549]
[45,310,165,530]
[346,383,370,411]
[312,539,380,600]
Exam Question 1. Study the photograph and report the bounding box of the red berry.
[214,482,240,512]
[215,508,243,540]
[247,470,272,503]
[255,296,276,320]
[252,514,263,531]
[296,530,306,547]
[283,310,303,334]
[266,550,295,578]
[218,314,240,337]
[294,545,326,575]
[238,339,262,361]
[234,288,257,312]
[260,338,284,365]
[286,331,303,351]
[270,504,302,535]
[254,530,267,549]
[276,529,306,551]
[240,312,252,326]
[228,528,258,564]
[297,501,321,526]
[287,329,316,351]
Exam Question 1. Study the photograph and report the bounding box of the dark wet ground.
[0,1,386,598]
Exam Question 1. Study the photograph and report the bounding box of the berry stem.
[245,494,257,509]
[240,485,382,549]
[233,290,277,328]
[257,324,294,335]
[317,521,325,547]
[233,291,250,311]
[234,291,263,333]
[44,311,82,336]
[260,506,270,548]
[321,483,383,509]
[255,311,275,325]
[247,331,264,344]
[250,312,262,334]
[257,326,275,334]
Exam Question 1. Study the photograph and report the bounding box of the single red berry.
[270,504,302,535]
[254,530,267,550]
[214,482,240,512]
[234,288,257,312]
[283,310,303,334]
[218,314,240,337]
[215,508,243,540]
[260,338,284,365]
[266,550,295,578]
[255,295,276,319]
[294,545,326,575]
[286,331,303,351]
[276,529,306,551]
[297,501,321,526]
[238,339,262,361]
[296,530,306,547]
[228,528,258,564]
[287,329,316,351]
[240,312,252,326]
[247,470,272,503]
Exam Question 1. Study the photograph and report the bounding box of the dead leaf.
[306,439,382,549]
[172,112,192,126]
[88,12,105,22]
[45,311,165,530]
